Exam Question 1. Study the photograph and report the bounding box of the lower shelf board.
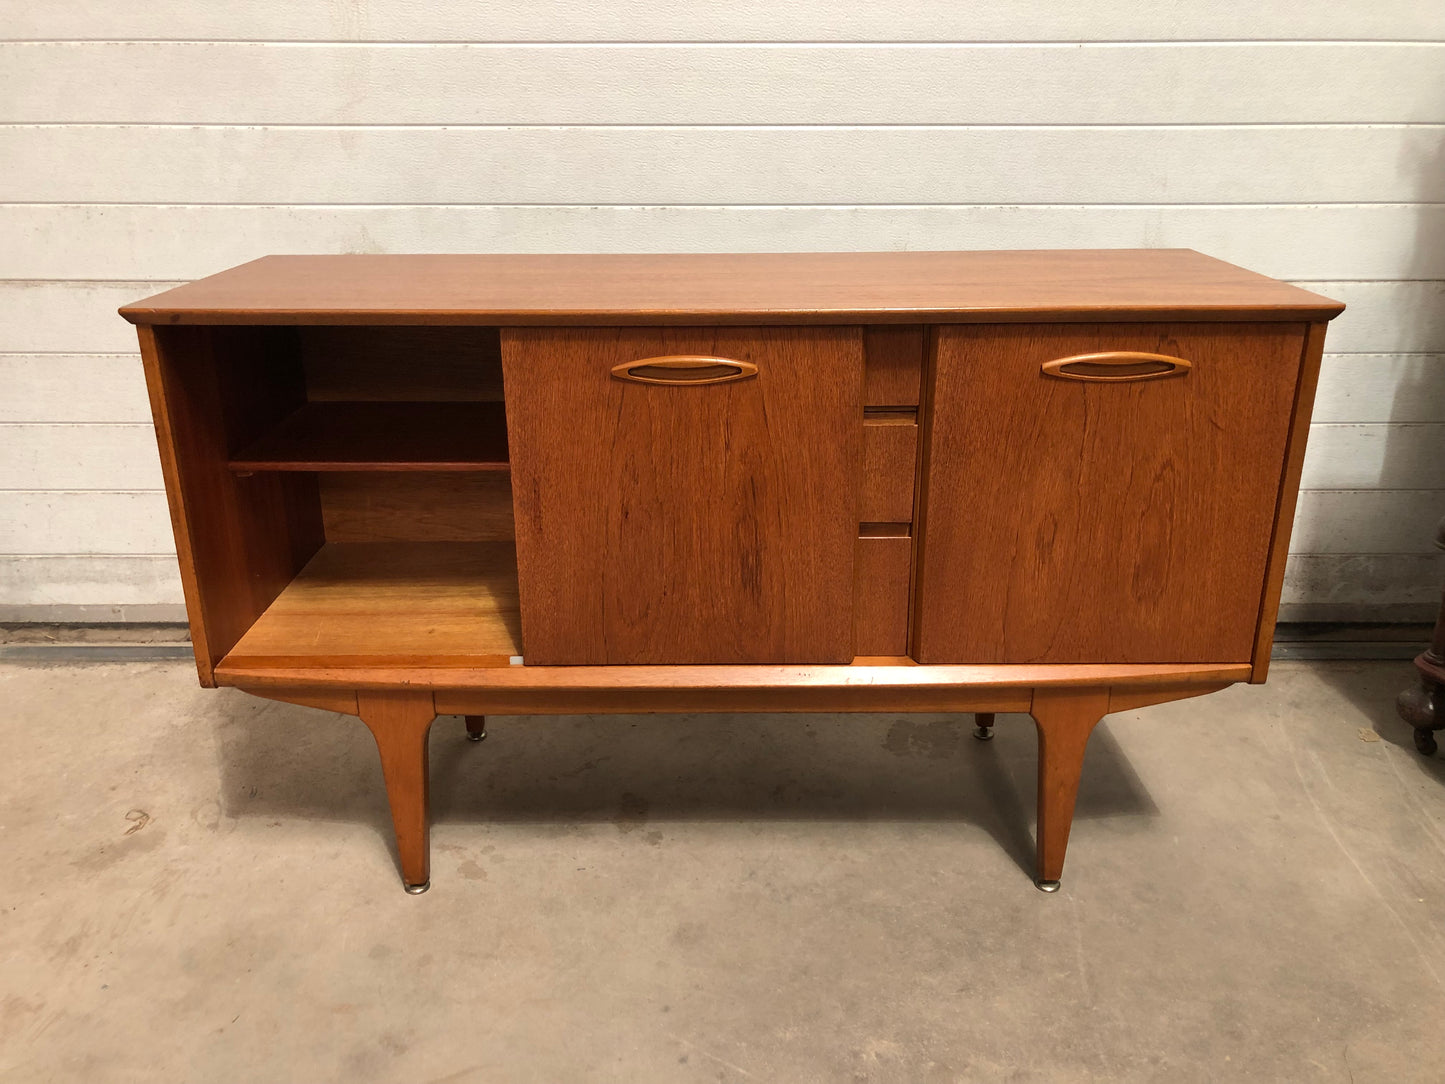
[222,541,521,668]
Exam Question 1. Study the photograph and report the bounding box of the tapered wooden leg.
[1030,687,1110,892]
[357,690,437,893]
[465,714,487,742]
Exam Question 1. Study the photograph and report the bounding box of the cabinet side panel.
[1249,321,1330,682]
[502,325,863,664]
[915,322,1304,665]
[139,325,323,683]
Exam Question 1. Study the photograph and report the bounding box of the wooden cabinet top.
[120,249,1343,327]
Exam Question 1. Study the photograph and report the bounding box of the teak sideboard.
[121,251,1344,894]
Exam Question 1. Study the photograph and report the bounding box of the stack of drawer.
[856,326,924,656]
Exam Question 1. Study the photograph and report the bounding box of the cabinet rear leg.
[465,714,487,742]
[1030,688,1110,892]
[358,690,437,894]
[973,712,996,741]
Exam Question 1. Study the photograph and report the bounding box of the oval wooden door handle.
[1041,351,1192,382]
[610,355,759,385]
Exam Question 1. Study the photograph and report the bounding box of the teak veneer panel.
[301,326,504,402]
[230,401,509,472]
[1249,320,1330,682]
[854,534,912,656]
[862,413,919,524]
[864,325,924,406]
[139,325,324,685]
[319,472,515,543]
[119,251,1344,326]
[223,541,521,668]
[213,659,1254,702]
[502,325,863,665]
[914,322,1304,665]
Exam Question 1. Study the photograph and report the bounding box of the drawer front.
[854,531,912,656]
[864,325,924,406]
[862,413,918,524]
[861,410,919,526]
[503,326,864,665]
[914,322,1306,664]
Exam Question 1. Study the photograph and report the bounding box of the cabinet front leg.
[465,714,487,742]
[1030,687,1110,893]
[358,690,438,894]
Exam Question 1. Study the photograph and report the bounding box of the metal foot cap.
[1035,879,1061,893]
[973,726,994,741]
[466,731,486,743]
[404,881,430,895]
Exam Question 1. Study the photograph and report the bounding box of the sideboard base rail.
[229,669,1238,894]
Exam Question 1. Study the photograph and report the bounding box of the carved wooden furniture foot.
[972,712,996,741]
[357,690,438,893]
[465,714,487,742]
[1030,687,1110,891]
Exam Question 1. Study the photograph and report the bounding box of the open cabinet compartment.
[143,323,521,683]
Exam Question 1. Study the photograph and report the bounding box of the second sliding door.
[913,322,1305,665]
[502,326,864,664]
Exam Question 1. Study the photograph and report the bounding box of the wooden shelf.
[230,401,509,472]
[222,542,521,668]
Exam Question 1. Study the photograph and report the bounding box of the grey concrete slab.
[1,660,1443,1082]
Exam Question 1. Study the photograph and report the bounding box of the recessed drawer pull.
[1041,351,1191,382]
[611,355,759,385]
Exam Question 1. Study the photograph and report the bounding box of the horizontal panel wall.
[2,2,1441,41]
[6,44,1444,125]
[3,15,1443,620]
[5,126,1443,204]
[5,205,1445,283]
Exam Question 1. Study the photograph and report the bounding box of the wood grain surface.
[1250,321,1331,681]
[119,251,1343,326]
[914,322,1306,664]
[319,472,514,543]
[863,325,924,406]
[853,534,912,656]
[356,689,437,889]
[301,326,503,402]
[214,659,1252,704]
[223,541,521,668]
[140,324,324,684]
[1031,686,1111,884]
[229,401,509,471]
[861,413,918,524]
[503,325,863,664]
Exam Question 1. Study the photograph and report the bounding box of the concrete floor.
[3,661,1445,1082]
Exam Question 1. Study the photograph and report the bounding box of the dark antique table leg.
[1398,517,1445,756]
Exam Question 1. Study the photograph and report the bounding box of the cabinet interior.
[182,325,522,670]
